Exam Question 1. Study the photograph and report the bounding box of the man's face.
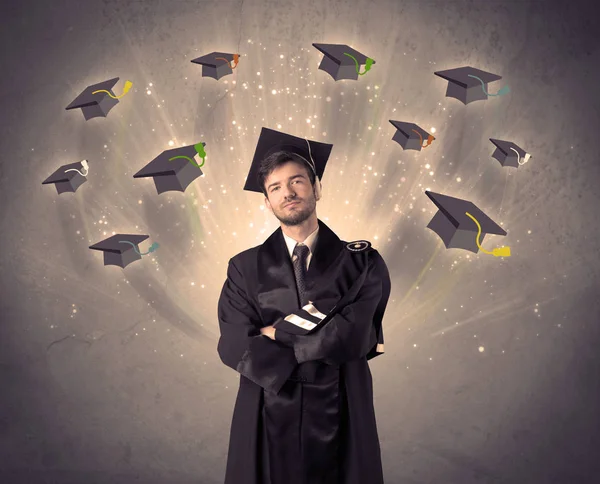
[264,161,317,226]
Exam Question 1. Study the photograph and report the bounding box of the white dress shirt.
[282,225,319,271]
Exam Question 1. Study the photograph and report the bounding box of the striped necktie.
[292,243,310,307]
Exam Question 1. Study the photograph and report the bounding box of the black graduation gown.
[217,219,391,484]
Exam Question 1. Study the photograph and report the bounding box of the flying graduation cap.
[133,143,206,194]
[244,127,333,194]
[312,43,375,81]
[65,77,132,120]
[389,120,436,151]
[489,139,531,167]
[42,160,89,194]
[425,190,511,257]
[191,52,240,80]
[434,66,509,105]
[89,234,159,268]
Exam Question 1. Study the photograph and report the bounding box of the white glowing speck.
[277,124,282,129]
[280,54,284,59]
[146,90,152,95]
[256,71,261,76]
[431,127,436,133]
[168,140,175,146]
[258,85,262,89]
[271,89,277,95]
[306,118,311,123]
[456,177,462,182]
[479,346,485,352]
[232,121,236,125]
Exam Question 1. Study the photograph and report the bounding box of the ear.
[314,181,321,201]
[264,196,273,212]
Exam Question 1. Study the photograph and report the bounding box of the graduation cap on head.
[133,143,206,194]
[389,120,435,151]
[243,127,333,196]
[425,190,511,257]
[42,160,89,194]
[434,66,509,105]
[65,77,132,120]
[312,43,375,81]
[191,52,240,80]
[89,233,159,268]
[490,139,531,167]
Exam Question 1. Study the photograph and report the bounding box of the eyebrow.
[266,174,305,191]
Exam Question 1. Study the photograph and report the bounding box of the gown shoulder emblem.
[345,240,372,252]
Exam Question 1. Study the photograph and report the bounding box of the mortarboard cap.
[434,66,508,105]
[312,43,375,81]
[66,78,121,120]
[133,143,206,194]
[191,52,240,80]
[389,120,436,151]
[42,160,89,194]
[243,127,333,194]
[489,138,531,167]
[425,190,511,257]
[89,233,159,268]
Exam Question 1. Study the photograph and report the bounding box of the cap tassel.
[168,142,207,168]
[465,212,511,257]
[411,129,435,148]
[92,80,133,99]
[343,52,374,76]
[509,147,531,166]
[64,160,89,177]
[118,240,160,256]
[467,74,510,97]
[214,54,240,70]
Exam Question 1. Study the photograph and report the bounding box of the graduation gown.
[217,219,391,484]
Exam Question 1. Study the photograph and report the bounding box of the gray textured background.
[1,0,599,482]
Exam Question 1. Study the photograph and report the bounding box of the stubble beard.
[274,195,317,227]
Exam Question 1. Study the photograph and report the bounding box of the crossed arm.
[217,254,389,394]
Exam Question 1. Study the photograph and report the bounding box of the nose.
[282,184,297,199]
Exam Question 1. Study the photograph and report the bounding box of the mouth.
[285,201,300,208]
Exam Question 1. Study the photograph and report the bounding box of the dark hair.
[257,151,316,197]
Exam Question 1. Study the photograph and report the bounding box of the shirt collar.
[282,225,320,259]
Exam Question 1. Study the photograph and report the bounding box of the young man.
[217,128,391,484]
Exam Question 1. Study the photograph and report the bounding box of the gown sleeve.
[274,251,391,365]
[217,258,299,394]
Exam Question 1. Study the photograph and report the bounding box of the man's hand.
[260,325,276,340]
